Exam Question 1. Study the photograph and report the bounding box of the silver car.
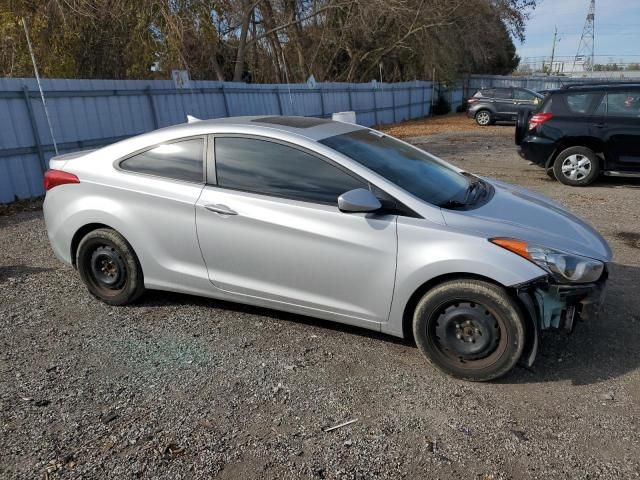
[43,116,611,381]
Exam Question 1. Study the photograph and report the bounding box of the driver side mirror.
[338,188,382,213]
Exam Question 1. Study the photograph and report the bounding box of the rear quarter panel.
[43,165,213,297]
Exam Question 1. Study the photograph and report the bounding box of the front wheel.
[76,228,145,305]
[413,279,526,382]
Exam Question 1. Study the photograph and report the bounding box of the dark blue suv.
[516,83,640,186]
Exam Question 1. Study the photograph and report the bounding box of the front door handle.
[593,122,605,128]
[204,204,238,215]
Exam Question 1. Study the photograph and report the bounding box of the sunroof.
[252,116,332,128]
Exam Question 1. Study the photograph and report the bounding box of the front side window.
[120,138,204,182]
[514,89,541,101]
[320,129,469,206]
[214,137,365,205]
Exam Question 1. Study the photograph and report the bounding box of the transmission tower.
[572,0,595,73]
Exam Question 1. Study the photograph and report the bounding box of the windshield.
[320,129,469,206]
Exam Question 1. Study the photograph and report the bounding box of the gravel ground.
[2,118,640,479]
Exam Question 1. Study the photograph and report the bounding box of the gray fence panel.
[0,77,451,203]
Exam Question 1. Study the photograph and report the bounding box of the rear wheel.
[553,146,600,186]
[413,279,526,382]
[475,110,493,126]
[515,109,532,145]
[76,228,145,305]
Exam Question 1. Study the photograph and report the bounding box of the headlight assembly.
[490,238,604,284]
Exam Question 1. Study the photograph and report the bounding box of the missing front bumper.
[533,281,606,332]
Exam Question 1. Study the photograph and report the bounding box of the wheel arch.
[401,272,503,341]
[71,223,126,268]
[400,272,539,367]
[545,137,606,170]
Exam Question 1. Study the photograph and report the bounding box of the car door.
[195,135,398,326]
[493,88,516,119]
[598,90,640,170]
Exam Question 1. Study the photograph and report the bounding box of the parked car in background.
[43,116,611,382]
[516,83,640,186]
[467,87,544,126]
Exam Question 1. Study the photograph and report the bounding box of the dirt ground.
[1,115,640,479]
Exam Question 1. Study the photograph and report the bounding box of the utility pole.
[548,26,558,76]
[572,0,595,73]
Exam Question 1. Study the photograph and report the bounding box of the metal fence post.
[276,88,284,115]
[145,86,159,129]
[421,83,426,117]
[221,84,230,117]
[348,86,353,111]
[319,86,326,118]
[22,86,45,174]
[392,85,397,123]
[372,88,379,126]
[409,86,414,120]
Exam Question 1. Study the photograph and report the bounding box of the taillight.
[44,169,80,191]
[468,98,479,104]
[528,112,553,131]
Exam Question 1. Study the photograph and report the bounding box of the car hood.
[440,178,613,262]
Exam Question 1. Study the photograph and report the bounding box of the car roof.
[151,115,366,142]
[559,83,640,93]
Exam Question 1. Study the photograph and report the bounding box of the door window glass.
[595,94,607,115]
[493,88,513,99]
[605,91,640,117]
[214,137,366,205]
[514,89,537,101]
[120,138,204,182]
[565,93,599,114]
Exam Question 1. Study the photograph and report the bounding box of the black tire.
[413,279,526,382]
[76,228,145,305]
[514,109,531,145]
[553,146,600,186]
[475,109,493,126]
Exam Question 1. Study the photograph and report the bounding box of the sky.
[516,0,640,63]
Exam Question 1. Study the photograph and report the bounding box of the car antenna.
[22,17,58,156]
[186,115,202,123]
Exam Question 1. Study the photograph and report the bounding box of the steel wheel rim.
[561,154,591,181]
[428,300,508,370]
[89,245,127,292]
[477,112,490,125]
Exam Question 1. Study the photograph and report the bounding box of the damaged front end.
[515,269,608,367]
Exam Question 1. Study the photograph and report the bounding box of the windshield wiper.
[463,178,487,204]
[439,198,468,209]
[440,177,487,209]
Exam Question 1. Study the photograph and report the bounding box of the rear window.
[564,93,599,114]
[120,138,204,183]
